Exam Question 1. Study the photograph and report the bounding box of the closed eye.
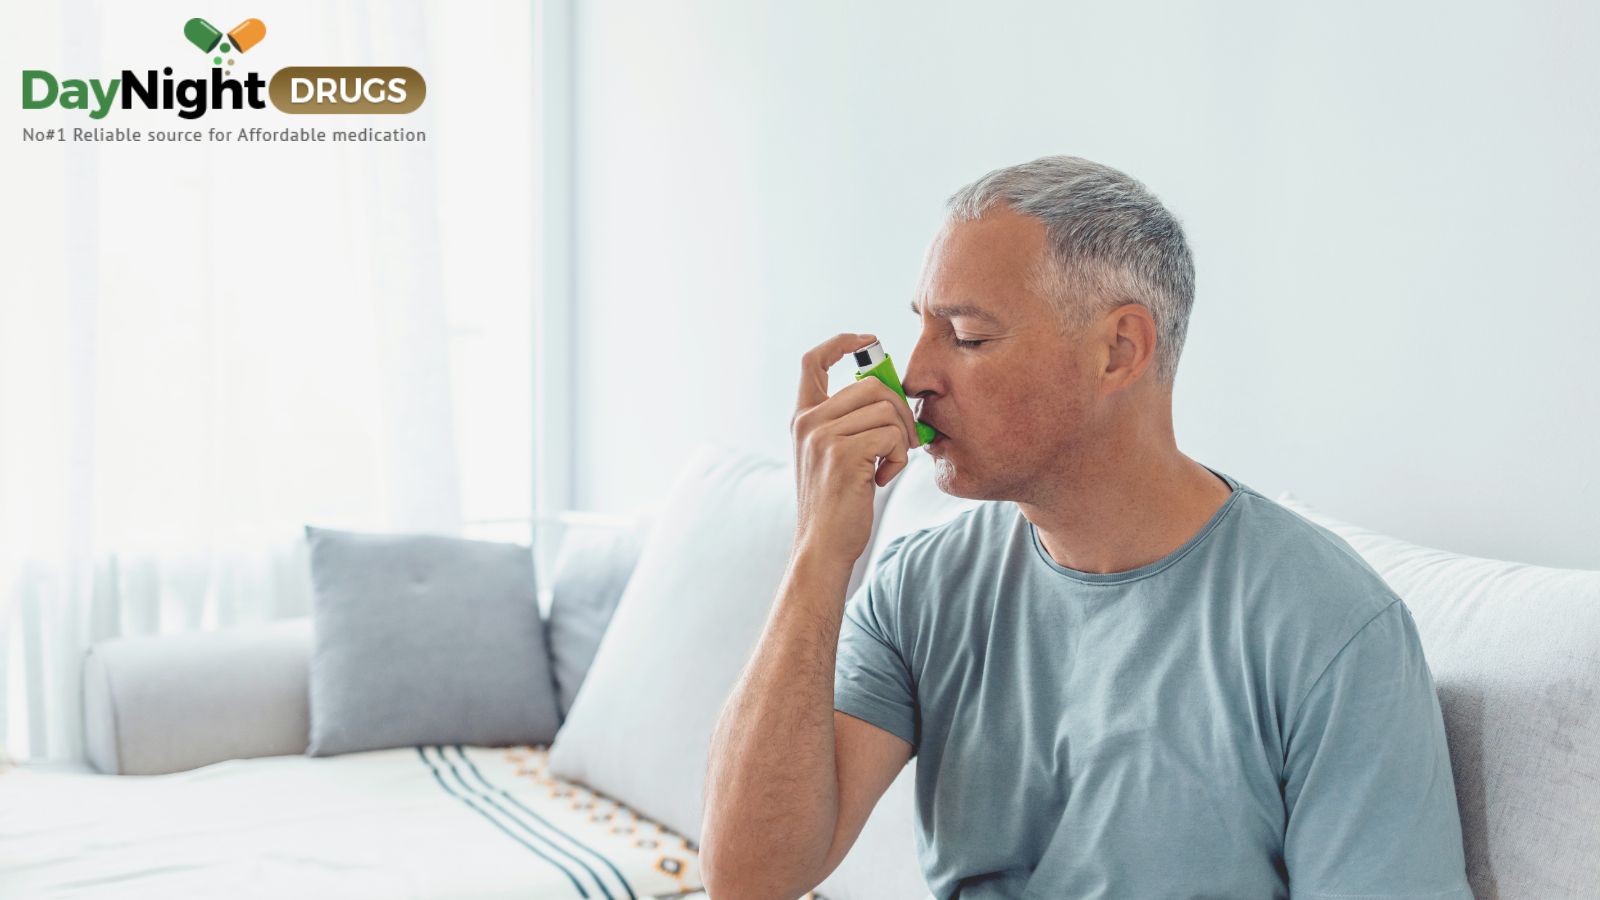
[953,337,986,348]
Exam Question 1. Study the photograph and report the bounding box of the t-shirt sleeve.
[833,535,918,753]
[1282,598,1473,899]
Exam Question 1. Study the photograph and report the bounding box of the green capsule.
[184,18,222,53]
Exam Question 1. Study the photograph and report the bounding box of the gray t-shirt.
[834,469,1472,900]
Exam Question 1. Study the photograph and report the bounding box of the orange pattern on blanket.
[499,744,699,892]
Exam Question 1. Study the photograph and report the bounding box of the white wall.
[564,0,1600,569]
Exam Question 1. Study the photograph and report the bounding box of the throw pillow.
[303,525,561,756]
[546,443,799,840]
[545,513,652,720]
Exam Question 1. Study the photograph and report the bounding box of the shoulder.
[874,499,1010,573]
[1225,488,1399,615]
[860,501,1013,620]
[1219,489,1421,719]
[1237,489,1387,571]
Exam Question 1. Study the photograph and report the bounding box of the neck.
[1017,415,1234,576]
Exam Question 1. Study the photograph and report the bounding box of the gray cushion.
[303,526,561,756]
[546,516,651,719]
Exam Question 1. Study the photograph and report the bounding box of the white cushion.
[83,618,313,775]
[546,443,803,840]
[1276,493,1600,900]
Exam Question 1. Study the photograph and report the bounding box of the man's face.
[901,205,1100,501]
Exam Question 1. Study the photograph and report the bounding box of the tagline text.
[20,126,427,144]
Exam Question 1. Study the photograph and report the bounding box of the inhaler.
[852,341,938,447]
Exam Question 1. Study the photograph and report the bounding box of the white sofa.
[3,448,1597,899]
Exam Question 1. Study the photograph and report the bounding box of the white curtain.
[0,0,536,764]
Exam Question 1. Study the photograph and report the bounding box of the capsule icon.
[183,18,223,53]
[227,18,267,53]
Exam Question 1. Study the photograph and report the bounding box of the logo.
[20,16,424,120]
[183,17,267,67]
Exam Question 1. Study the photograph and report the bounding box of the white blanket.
[0,744,705,899]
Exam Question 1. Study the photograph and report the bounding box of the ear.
[1098,302,1158,392]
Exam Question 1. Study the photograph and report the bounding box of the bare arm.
[700,332,920,899]
[823,709,915,876]
[702,548,913,898]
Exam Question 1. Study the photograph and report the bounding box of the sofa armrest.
[83,617,312,775]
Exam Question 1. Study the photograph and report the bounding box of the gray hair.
[945,155,1195,385]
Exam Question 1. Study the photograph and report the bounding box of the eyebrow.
[908,299,1002,325]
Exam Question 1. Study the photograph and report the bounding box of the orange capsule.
[227,18,267,53]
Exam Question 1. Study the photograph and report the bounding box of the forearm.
[702,544,854,898]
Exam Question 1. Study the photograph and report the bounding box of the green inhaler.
[852,341,938,447]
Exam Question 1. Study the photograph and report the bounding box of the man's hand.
[790,332,923,566]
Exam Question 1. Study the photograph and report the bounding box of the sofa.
[1,444,1596,899]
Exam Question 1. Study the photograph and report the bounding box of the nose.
[900,331,938,400]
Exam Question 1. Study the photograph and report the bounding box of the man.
[701,155,1472,899]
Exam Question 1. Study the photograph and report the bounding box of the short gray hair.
[945,155,1195,385]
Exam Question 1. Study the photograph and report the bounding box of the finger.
[837,423,904,468]
[796,333,879,413]
[812,376,921,448]
[822,398,912,443]
[875,459,906,488]
[875,438,910,487]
